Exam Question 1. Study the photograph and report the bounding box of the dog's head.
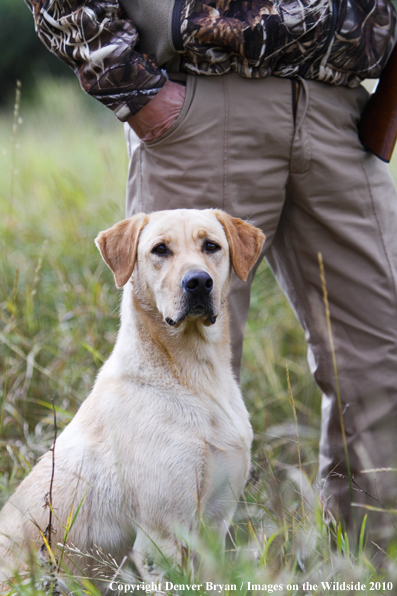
[96,209,265,327]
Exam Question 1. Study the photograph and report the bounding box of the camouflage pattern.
[181,0,397,86]
[23,0,167,119]
[24,0,396,120]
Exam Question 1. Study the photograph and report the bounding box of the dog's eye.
[205,241,221,253]
[152,243,168,255]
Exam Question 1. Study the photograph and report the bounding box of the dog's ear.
[95,213,148,288]
[215,211,265,281]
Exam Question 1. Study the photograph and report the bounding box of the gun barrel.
[359,43,397,163]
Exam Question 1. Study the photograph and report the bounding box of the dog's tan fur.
[0,209,264,582]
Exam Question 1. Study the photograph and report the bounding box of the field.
[1,78,397,594]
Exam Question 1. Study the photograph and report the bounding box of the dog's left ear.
[215,211,265,281]
[95,213,148,288]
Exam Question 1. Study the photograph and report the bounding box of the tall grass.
[1,78,396,594]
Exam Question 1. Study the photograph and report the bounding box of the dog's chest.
[195,393,252,514]
[200,430,250,522]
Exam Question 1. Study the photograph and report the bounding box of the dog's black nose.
[182,270,213,295]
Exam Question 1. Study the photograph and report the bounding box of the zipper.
[299,0,339,77]
[172,0,185,52]
[292,78,300,124]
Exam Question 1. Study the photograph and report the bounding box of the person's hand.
[128,80,186,142]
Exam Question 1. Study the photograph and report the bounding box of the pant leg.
[123,73,397,542]
[266,79,397,543]
[124,74,294,378]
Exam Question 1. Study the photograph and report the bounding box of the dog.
[0,208,265,584]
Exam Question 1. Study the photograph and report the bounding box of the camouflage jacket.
[24,0,396,121]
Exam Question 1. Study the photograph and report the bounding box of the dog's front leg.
[132,526,193,584]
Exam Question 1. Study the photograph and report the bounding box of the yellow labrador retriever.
[0,209,264,582]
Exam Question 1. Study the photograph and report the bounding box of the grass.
[1,77,397,594]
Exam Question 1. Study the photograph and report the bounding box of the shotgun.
[359,42,397,163]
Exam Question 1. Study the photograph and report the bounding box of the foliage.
[0,0,72,105]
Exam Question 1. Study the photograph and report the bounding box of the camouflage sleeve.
[23,0,168,120]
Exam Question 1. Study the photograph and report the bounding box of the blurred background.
[1,0,74,105]
[1,0,397,585]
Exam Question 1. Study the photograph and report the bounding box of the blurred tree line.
[1,0,73,105]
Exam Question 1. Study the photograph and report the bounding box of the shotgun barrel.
[359,43,397,163]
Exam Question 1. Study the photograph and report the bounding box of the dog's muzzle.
[166,270,217,326]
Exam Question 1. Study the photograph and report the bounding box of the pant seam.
[362,156,397,310]
[290,79,312,175]
[126,124,132,158]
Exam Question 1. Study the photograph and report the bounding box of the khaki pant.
[125,74,397,542]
